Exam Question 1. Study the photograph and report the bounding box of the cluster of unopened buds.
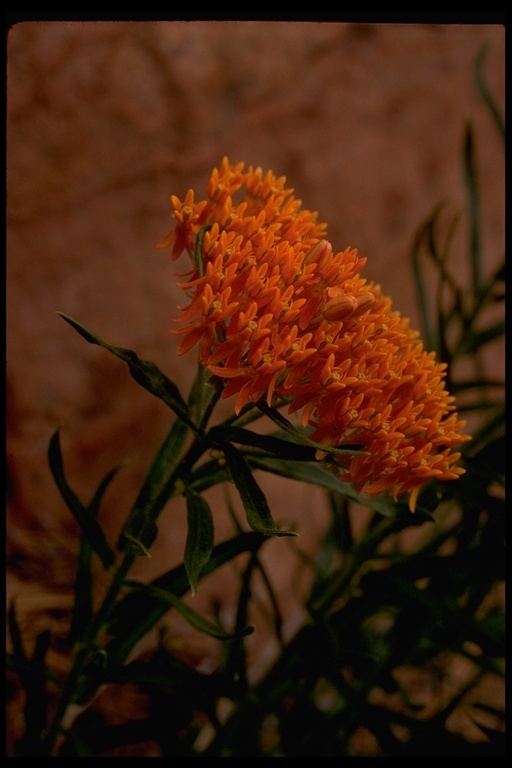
[158,157,470,512]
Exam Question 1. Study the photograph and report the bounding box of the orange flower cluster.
[159,157,469,511]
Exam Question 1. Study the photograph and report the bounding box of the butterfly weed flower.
[159,157,470,512]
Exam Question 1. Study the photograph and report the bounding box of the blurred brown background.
[6,22,504,615]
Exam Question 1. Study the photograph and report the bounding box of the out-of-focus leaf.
[457,401,504,414]
[98,656,224,702]
[475,259,505,307]
[475,42,505,140]
[105,531,266,666]
[184,491,214,596]
[124,581,254,641]
[410,204,443,351]
[8,604,62,688]
[463,123,482,297]
[463,405,504,453]
[220,441,297,537]
[6,652,61,687]
[57,313,196,430]
[456,320,505,356]
[69,464,120,643]
[57,731,96,757]
[8,601,27,666]
[466,435,505,481]
[23,629,51,747]
[451,378,504,393]
[8,608,58,754]
[48,430,114,570]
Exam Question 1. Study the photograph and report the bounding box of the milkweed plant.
[7,48,504,757]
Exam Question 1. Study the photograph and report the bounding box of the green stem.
[41,366,218,754]
[308,515,400,617]
[40,550,136,755]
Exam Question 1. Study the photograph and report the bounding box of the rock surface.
[6,19,504,639]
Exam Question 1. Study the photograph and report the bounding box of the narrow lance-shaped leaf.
[7,602,62,687]
[463,123,482,299]
[23,629,51,747]
[69,464,120,644]
[433,210,466,364]
[209,424,318,461]
[103,531,266,669]
[8,601,27,666]
[410,206,442,352]
[223,551,263,690]
[57,313,196,431]
[48,429,115,570]
[219,441,297,537]
[184,490,214,596]
[124,581,254,641]
[256,400,368,457]
[251,455,434,520]
[474,42,505,140]
[456,320,506,357]
[247,455,402,518]
[73,532,268,707]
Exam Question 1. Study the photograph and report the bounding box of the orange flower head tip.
[408,485,421,513]
[303,239,333,269]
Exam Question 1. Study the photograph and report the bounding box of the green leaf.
[474,42,505,140]
[247,456,399,517]
[48,429,115,570]
[6,651,62,688]
[57,313,196,431]
[188,364,224,434]
[463,405,504,453]
[124,581,254,641]
[7,601,27,665]
[7,603,62,689]
[184,491,214,595]
[463,123,482,297]
[105,531,266,666]
[256,400,368,457]
[24,629,51,745]
[209,424,318,461]
[188,458,230,494]
[456,320,506,356]
[451,378,505,393]
[102,655,221,692]
[410,204,443,352]
[8,605,61,752]
[69,464,120,643]
[220,441,297,537]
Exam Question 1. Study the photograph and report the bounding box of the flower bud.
[303,239,333,270]
[353,292,376,316]
[322,294,358,321]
